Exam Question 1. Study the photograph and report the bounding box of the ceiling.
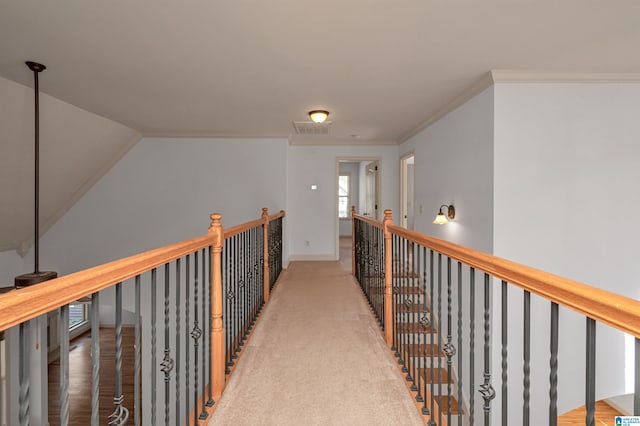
[2,1,640,253]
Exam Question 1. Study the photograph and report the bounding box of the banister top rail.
[269,210,286,221]
[0,234,214,332]
[387,223,640,339]
[224,218,264,239]
[353,213,384,229]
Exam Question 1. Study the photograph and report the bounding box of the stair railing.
[0,208,285,426]
[353,208,640,426]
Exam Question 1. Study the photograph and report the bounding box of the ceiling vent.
[292,121,332,135]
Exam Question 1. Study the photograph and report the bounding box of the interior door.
[365,161,379,219]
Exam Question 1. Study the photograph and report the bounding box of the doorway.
[336,157,382,260]
[400,152,415,230]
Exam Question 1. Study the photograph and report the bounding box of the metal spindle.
[549,302,559,426]
[184,255,191,425]
[60,304,70,426]
[445,257,455,425]
[480,273,495,426]
[200,248,207,420]
[207,246,214,408]
[192,251,201,426]
[91,293,100,426]
[457,262,463,426]
[421,246,429,415]
[18,322,30,426]
[429,249,436,426]
[108,282,129,425]
[502,280,508,426]
[437,253,443,426]
[135,276,141,426]
[585,318,596,426]
[151,269,158,425]
[162,264,175,426]
[469,267,476,426]
[175,260,181,426]
[635,338,640,416]
[523,290,531,426]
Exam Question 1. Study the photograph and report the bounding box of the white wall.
[37,137,287,275]
[400,87,495,253]
[0,250,27,287]
[494,83,640,423]
[287,145,399,260]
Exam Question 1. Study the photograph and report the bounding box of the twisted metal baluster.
[108,282,129,426]
[135,276,141,426]
[428,249,436,426]
[420,246,429,415]
[60,305,70,426]
[175,260,181,426]
[91,293,100,426]
[18,322,30,426]
[549,302,559,426]
[480,273,496,426]
[437,253,443,426]
[161,263,175,426]
[191,251,201,426]
[502,280,508,426]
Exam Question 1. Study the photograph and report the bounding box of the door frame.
[335,156,382,260]
[400,151,415,229]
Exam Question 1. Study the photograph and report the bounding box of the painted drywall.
[287,145,399,260]
[36,137,287,275]
[494,83,640,423]
[338,162,360,236]
[0,250,27,287]
[400,86,494,253]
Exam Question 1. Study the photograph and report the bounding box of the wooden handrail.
[386,223,640,339]
[269,210,286,221]
[0,234,214,332]
[224,218,264,239]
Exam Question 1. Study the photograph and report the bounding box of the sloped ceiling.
[1,1,640,253]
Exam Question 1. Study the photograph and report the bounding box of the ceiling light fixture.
[433,204,455,225]
[308,110,329,124]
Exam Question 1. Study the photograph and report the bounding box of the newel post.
[262,208,270,303]
[208,213,226,398]
[351,205,356,276]
[383,209,394,347]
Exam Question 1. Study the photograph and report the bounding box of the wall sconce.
[433,204,455,225]
[308,110,329,124]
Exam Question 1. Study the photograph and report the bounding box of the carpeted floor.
[208,239,423,425]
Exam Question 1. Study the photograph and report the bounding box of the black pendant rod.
[26,61,45,273]
[15,61,56,288]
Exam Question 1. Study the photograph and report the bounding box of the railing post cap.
[210,213,222,223]
[384,209,393,221]
[262,207,269,217]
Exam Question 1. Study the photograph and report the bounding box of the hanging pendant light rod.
[15,61,57,288]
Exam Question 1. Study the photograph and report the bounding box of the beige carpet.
[208,240,423,425]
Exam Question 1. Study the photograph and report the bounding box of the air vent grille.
[292,121,332,135]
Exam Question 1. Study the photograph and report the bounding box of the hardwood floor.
[48,327,136,426]
[558,400,624,425]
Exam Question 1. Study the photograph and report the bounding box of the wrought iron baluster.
[469,267,476,426]
[523,290,531,426]
[191,251,201,426]
[549,302,559,426]
[391,235,398,355]
[18,322,30,426]
[502,280,508,426]
[108,281,129,425]
[234,234,240,360]
[444,257,456,426]
[91,293,100,426]
[60,304,70,426]
[420,246,429,415]
[457,262,463,426]
[134,276,141,426]
[400,238,407,374]
[635,338,640,416]
[207,246,214,408]
[585,318,596,426]
[428,249,436,426]
[175,261,181,426]
[151,269,158,425]
[162,263,175,426]
[480,273,495,426]
[184,255,191,425]
[200,248,207,420]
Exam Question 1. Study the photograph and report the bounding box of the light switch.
[311,184,318,191]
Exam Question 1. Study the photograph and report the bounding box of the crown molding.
[490,70,640,84]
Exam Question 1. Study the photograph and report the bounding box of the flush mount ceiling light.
[433,204,455,225]
[308,110,329,124]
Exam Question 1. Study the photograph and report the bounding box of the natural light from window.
[338,174,350,218]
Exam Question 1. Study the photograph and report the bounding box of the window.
[338,174,350,218]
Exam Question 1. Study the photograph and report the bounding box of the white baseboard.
[288,254,338,261]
